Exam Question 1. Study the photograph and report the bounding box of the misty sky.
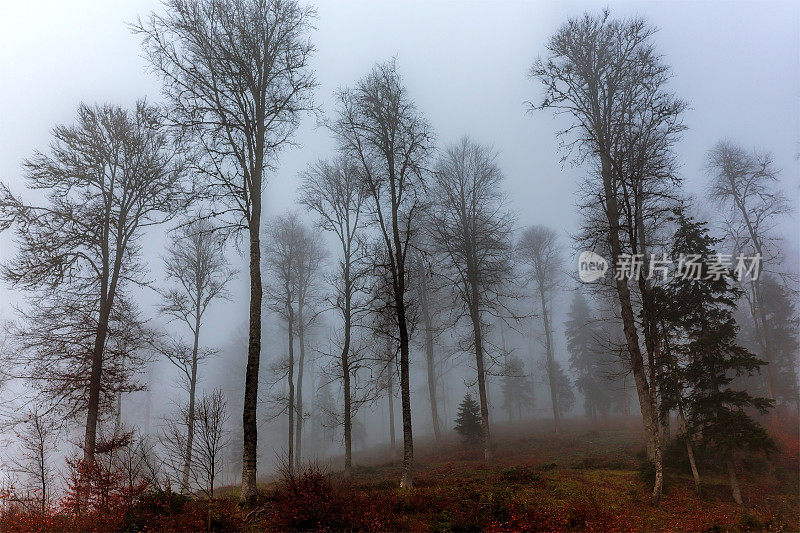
[1,1,798,420]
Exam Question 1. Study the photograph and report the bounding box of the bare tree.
[4,293,152,428]
[331,59,434,488]
[112,427,161,508]
[293,223,326,472]
[0,101,185,463]
[9,408,59,513]
[410,252,444,442]
[530,10,687,500]
[159,218,233,492]
[135,0,317,504]
[706,141,793,403]
[518,225,567,432]
[299,155,370,475]
[264,213,302,474]
[160,401,191,490]
[193,389,230,499]
[426,137,516,461]
[263,212,324,474]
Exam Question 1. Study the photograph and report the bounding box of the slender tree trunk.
[241,212,262,506]
[114,358,124,437]
[600,154,663,500]
[37,427,47,512]
[287,306,295,475]
[342,305,352,476]
[726,457,743,504]
[387,365,396,452]
[468,287,492,463]
[538,288,560,433]
[731,190,778,425]
[181,314,201,493]
[295,307,306,472]
[678,404,701,491]
[527,323,537,419]
[420,288,441,441]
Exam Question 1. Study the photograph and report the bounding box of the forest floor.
[231,417,799,532]
[2,417,797,531]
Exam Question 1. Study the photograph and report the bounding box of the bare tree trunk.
[469,294,492,463]
[393,246,414,488]
[241,215,262,506]
[420,288,442,442]
[528,319,537,419]
[342,307,353,476]
[84,183,124,467]
[601,155,663,501]
[387,367,396,452]
[538,289,560,433]
[732,187,775,398]
[114,364,124,437]
[287,306,295,476]
[181,313,201,493]
[398,328,413,489]
[295,307,306,473]
[84,296,113,464]
[726,457,743,504]
[678,404,701,491]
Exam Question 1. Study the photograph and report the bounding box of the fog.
[0,0,797,523]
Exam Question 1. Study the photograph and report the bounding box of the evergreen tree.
[454,394,483,445]
[757,276,799,409]
[655,212,774,504]
[501,355,535,422]
[550,361,575,418]
[565,291,611,419]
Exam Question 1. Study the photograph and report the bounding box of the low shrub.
[498,466,542,484]
[272,463,343,531]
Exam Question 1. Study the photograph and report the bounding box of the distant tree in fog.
[409,251,445,442]
[159,218,233,493]
[565,291,611,419]
[300,155,369,476]
[263,212,325,475]
[264,214,301,475]
[755,277,799,409]
[427,136,516,462]
[111,427,161,506]
[135,0,317,505]
[331,59,434,488]
[706,140,793,404]
[518,225,572,432]
[310,382,338,454]
[292,220,326,473]
[0,101,186,464]
[500,355,534,423]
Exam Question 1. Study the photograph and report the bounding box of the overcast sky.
[1,0,798,354]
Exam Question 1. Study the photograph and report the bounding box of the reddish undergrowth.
[1,417,797,531]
